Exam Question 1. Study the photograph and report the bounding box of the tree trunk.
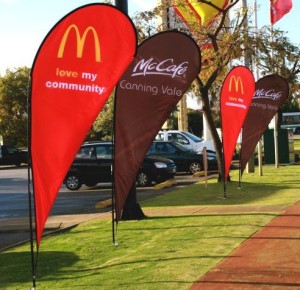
[200,86,224,181]
[120,183,146,220]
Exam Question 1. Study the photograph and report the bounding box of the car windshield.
[181,131,202,143]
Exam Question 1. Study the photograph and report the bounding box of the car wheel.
[136,171,151,187]
[189,161,201,174]
[65,174,82,190]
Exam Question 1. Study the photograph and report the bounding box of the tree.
[87,94,114,141]
[0,67,30,147]
[132,0,300,180]
[137,0,244,179]
[247,25,300,111]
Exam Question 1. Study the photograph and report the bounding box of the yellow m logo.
[58,24,101,62]
[229,76,244,94]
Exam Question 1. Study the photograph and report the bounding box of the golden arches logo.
[229,76,244,94]
[58,24,101,62]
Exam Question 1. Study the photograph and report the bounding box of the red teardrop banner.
[220,66,255,181]
[30,4,136,246]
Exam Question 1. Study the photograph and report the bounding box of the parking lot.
[0,166,200,219]
[0,165,204,249]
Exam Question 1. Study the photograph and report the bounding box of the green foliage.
[0,67,30,147]
[86,94,114,141]
[281,98,300,112]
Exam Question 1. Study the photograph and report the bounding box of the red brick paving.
[190,201,300,289]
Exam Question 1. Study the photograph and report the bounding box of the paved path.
[190,201,300,289]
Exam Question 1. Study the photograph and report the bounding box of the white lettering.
[225,102,246,109]
[253,89,282,100]
[251,102,267,110]
[82,72,97,81]
[120,79,159,95]
[161,85,182,96]
[132,58,188,78]
[45,81,106,95]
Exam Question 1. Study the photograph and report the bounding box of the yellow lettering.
[56,67,78,78]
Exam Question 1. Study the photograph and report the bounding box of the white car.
[155,130,215,153]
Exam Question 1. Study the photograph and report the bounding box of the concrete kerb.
[95,178,179,209]
[0,212,110,233]
[0,212,110,251]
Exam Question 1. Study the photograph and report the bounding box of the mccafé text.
[132,58,188,78]
[254,89,282,100]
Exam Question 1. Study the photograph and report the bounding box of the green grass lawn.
[1,164,300,289]
[143,164,300,208]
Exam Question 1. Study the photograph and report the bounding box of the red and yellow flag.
[270,0,293,24]
[173,0,228,28]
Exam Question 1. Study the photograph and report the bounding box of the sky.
[0,0,299,77]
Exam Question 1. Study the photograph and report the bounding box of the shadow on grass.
[119,213,278,230]
[34,254,235,283]
[141,180,297,208]
[0,251,79,288]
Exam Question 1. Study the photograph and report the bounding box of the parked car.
[148,141,218,174]
[155,130,215,153]
[65,142,176,190]
[0,145,27,166]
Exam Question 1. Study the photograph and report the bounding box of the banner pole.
[238,149,241,189]
[115,0,128,14]
[111,164,117,245]
[220,100,227,199]
[28,162,37,290]
[269,23,279,169]
[27,80,37,289]
[112,0,128,247]
[112,98,117,246]
[222,148,227,199]
[111,74,120,246]
[238,135,242,189]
